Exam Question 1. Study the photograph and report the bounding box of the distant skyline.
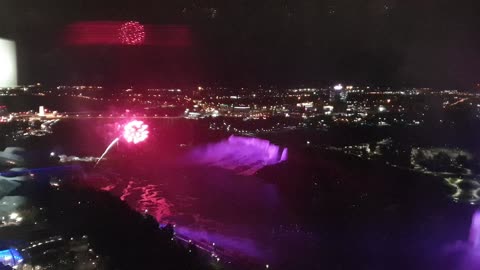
[1,0,480,88]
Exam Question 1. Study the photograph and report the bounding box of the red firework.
[123,120,149,144]
[118,21,145,45]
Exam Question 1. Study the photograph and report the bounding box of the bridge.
[15,112,185,121]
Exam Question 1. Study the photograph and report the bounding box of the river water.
[22,118,480,269]
[37,119,315,267]
[84,163,295,262]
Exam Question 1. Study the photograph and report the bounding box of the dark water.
[32,119,318,266]
[84,163,291,262]
[23,118,480,269]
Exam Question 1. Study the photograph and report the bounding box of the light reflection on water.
[124,182,172,219]
[87,166,295,262]
[445,177,480,204]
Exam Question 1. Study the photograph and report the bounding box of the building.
[330,84,348,102]
[0,248,23,267]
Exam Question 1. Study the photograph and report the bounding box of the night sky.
[1,0,480,88]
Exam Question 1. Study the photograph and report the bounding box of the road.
[14,113,186,122]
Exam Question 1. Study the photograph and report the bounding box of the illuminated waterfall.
[188,135,287,175]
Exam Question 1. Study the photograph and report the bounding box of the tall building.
[39,106,45,117]
[330,84,348,102]
[329,84,348,113]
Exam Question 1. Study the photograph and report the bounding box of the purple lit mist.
[188,135,288,175]
[470,210,480,249]
[174,225,269,259]
[442,210,480,270]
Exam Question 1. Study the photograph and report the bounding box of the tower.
[330,84,347,102]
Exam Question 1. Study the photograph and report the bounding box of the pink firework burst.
[119,21,145,45]
[123,120,149,144]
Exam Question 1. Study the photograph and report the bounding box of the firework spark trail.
[94,137,120,168]
[94,120,148,168]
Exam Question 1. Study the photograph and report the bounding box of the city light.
[333,84,343,91]
[0,249,23,268]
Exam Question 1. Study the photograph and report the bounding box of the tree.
[415,151,426,162]
[415,150,428,167]
[369,142,377,154]
[161,223,175,239]
[455,155,468,168]
[431,152,452,171]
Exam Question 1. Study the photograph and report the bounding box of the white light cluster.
[0,38,17,87]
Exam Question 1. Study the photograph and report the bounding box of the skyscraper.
[330,84,347,102]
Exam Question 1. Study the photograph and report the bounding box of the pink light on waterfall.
[123,120,149,144]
